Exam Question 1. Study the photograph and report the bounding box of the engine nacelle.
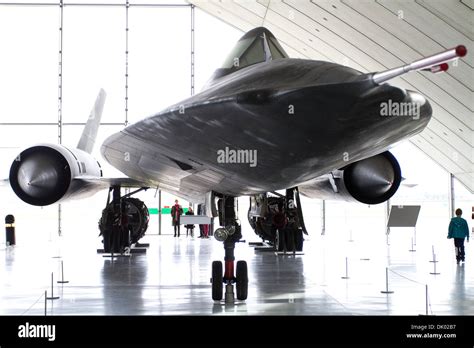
[9,144,103,206]
[299,151,402,205]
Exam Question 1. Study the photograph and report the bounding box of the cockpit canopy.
[206,27,289,85]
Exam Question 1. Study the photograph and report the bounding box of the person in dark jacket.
[171,199,183,237]
[185,206,195,237]
[448,208,470,264]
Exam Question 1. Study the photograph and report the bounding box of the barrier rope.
[388,268,433,314]
[21,292,46,316]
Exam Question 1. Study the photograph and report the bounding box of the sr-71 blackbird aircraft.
[6,27,467,301]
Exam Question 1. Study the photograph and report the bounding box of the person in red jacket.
[171,199,183,237]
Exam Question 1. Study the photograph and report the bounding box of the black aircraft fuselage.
[102,57,430,200]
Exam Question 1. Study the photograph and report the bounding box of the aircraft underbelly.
[101,69,431,200]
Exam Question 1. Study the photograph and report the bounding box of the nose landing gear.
[210,239,248,303]
[210,195,248,303]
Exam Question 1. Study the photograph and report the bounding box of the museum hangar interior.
[0,0,472,316]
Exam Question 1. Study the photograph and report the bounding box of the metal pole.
[125,0,129,126]
[58,204,62,236]
[430,245,438,263]
[47,272,59,300]
[57,260,69,284]
[44,290,47,316]
[341,257,349,279]
[158,189,162,235]
[425,284,429,315]
[57,0,64,237]
[448,173,455,218]
[430,254,440,275]
[57,0,63,146]
[0,3,192,7]
[381,267,394,294]
[385,199,390,245]
[321,200,326,235]
[190,4,195,96]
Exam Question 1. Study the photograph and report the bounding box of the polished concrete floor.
[0,222,472,315]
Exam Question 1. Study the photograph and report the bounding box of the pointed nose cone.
[9,146,71,206]
[347,156,395,197]
[18,162,59,191]
[344,151,402,205]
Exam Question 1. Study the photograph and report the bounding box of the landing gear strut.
[248,187,307,252]
[210,195,248,302]
[98,186,149,254]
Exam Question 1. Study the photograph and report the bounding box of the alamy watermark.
[18,322,55,341]
[217,146,257,167]
[380,99,421,120]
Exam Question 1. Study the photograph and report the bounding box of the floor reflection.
[101,257,147,315]
[450,264,466,315]
[1,229,473,315]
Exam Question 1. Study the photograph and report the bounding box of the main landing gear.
[98,186,149,255]
[210,195,248,303]
[248,187,307,253]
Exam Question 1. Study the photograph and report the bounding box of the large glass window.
[127,7,190,123]
[62,7,125,124]
[194,10,242,91]
[454,178,474,232]
[0,7,58,123]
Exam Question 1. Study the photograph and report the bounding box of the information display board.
[387,205,421,227]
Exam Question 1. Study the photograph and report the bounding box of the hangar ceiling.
[189,0,473,193]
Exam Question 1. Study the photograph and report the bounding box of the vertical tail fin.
[77,89,107,154]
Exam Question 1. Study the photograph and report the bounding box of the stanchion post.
[57,260,69,284]
[381,267,394,294]
[341,257,350,279]
[425,284,429,315]
[46,272,60,300]
[430,254,440,275]
[430,246,438,263]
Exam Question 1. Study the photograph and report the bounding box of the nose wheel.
[236,260,248,300]
[211,259,248,303]
[211,261,223,301]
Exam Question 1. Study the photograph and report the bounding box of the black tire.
[211,261,223,301]
[236,260,248,300]
[124,198,150,244]
[295,229,304,251]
